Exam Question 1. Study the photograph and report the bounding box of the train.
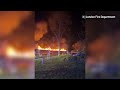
[35,49,67,58]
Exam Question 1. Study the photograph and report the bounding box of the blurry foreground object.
[0,11,34,79]
[86,11,120,79]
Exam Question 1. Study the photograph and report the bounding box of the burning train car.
[35,46,67,58]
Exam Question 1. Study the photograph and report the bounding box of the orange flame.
[38,46,67,51]
[6,46,34,59]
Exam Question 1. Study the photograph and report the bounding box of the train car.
[35,49,67,58]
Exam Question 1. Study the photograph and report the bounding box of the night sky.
[35,11,85,37]
[35,11,120,44]
[35,11,85,51]
[72,11,85,40]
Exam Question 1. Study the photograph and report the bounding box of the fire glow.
[6,46,34,59]
[38,46,67,51]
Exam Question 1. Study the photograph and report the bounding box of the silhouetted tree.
[48,11,71,56]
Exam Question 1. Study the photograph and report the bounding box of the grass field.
[35,55,85,79]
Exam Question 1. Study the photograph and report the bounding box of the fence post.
[41,57,44,64]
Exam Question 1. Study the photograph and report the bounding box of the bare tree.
[48,11,71,56]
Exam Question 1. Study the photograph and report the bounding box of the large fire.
[6,46,34,59]
[38,46,67,51]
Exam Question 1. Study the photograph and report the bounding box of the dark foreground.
[0,57,34,79]
[35,55,85,79]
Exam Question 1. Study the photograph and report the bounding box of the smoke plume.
[0,11,32,37]
[35,21,48,41]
